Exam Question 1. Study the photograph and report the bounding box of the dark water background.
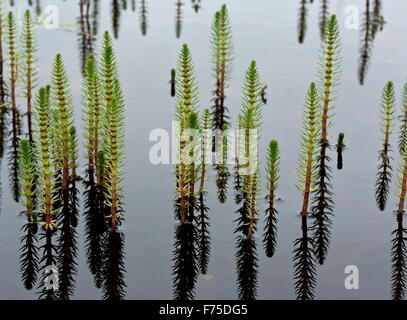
[0,0,406,299]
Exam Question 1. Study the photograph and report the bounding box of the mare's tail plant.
[211,5,233,204]
[100,32,126,300]
[215,124,230,203]
[18,139,39,290]
[35,86,58,300]
[82,53,105,288]
[210,4,233,131]
[172,44,200,300]
[197,109,211,275]
[185,113,201,222]
[191,0,201,12]
[21,9,38,208]
[358,0,372,85]
[78,0,96,73]
[7,11,21,202]
[391,102,407,300]
[371,0,384,38]
[375,81,395,211]
[170,68,176,97]
[358,0,384,85]
[175,0,183,39]
[298,0,308,43]
[0,2,5,102]
[112,0,121,39]
[103,89,125,231]
[319,0,329,38]
[311,14,341,265]
[399,83,407,155]
[235,61,264,238]
[263,140,280,258]
[51,54,78,300]
[234,61,264,300]
[173,43,199,223]
[68,125,79,226]
[21,9,38,144]
[234,117,243,204]
[173,113,200,300]
[172,219,199,300]
[0,3,7,159]
[139,0,148,36]
[336,132,345,170]
[293,82,320,300]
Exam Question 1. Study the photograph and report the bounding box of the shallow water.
[0,0,406,299]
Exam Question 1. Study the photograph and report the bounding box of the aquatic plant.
[215,124,230,203]
[103,90,125,230]
[311,14,341,265]
[78,0,96,74]
[34,0,41,16]
[0,3,7,159]
[171,44,201,300]
[191,0,201,12]
[82,53,106,287]
[399,83,407,154]
[375,82,395,211]
[186,113,201,223]
[7,11,21,202]
[197,109,211,275]
[172,220,199,300]
[112,0,121,39]
[358,0,373,85]
[56,125,79,300]
[293,82,320,301]
[336,132,345,170]
[51,54,75,192]
[235,234,258,300]
[139,0,148,36]
[83,54,99,175]
[297,0,308,44]
[35,86,58,300]
[263,140,280,258]
[371,0,384,38]
[18,139,39,290]
[174,44,199,223]
[21,9,38,144]
[235,61,263,236]
[122,0,127,10]
[234,61,264,300]
[101,92,127,300]
[50,54,79,299]
[319,0,329,39]
[101,227,127,300]
[391,107,407,300]
[172,111,200,299]
[100,32,119,107]
[92,0,101,36]
[233,116,243,204]
[21,9,39,209]
[101,120,127,302]
[170,68,176,97]
[174,44,198,114]
[260,84,268,104]
[358,0,385,85]
[0,2,4,96]
[210,4,233,131]
[98,31,127,299]
[175,0,183,39]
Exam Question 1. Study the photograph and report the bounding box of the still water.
[0,0,406,299]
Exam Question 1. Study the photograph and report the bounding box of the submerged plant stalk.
[375,82,395,211]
